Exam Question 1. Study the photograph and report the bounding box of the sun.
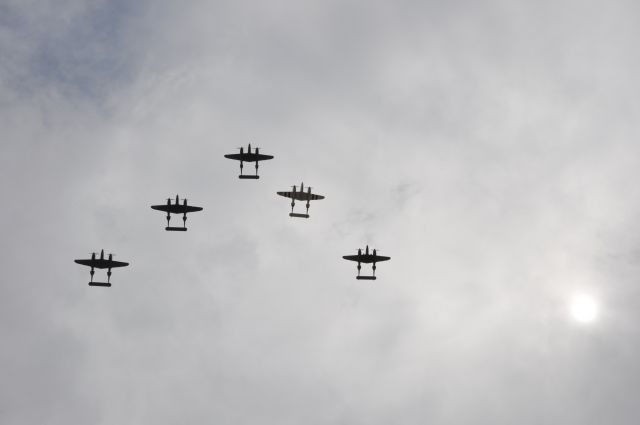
[569,293,599,323]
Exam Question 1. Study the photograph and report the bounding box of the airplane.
[151,194,203,231]
[276,182,325,218]
[74,249,129,287]
[224,143,274,179]
[342,245,390,280]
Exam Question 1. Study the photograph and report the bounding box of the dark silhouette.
[151,195,203,231]
[74,249,129,287]
[343,245,390,280]
[224,143,274,179]
[276,182,325,218]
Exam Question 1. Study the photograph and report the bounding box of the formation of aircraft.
[74,250,129,287]
[151,194,204,231]
[342,245,391,280]
[75,145,390,286]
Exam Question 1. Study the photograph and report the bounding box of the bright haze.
[1,1,639,424]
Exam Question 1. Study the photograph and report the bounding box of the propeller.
[291,184,311,190]
[164,195,192,204]
[176,198,200,206]
[87,252,116,258]
[358,247,383,253]
[237,144,261,150]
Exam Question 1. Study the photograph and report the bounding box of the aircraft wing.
[151,204,172,213]
[342,255,361,262]
[75,259,97,267]
[224,153,274,162]
[75,259,130,269]
[372,254,391,263]
[107,259,129,268]
[253,153,274,161]
[277,191,325,201]
[342,254,390,264]
[178,205,204,213]
[224,153,244,161]
[151,205,203,214]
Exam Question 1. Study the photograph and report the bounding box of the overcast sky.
[2,0,640,424]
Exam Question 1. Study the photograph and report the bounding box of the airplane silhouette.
[151,195,203,231]
[224,143,274,179]
[277,182,325,218]
[74,249,129,287]
[343,245,390,280]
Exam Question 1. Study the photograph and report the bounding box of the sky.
[1,0,640,424]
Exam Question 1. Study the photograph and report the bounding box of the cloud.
[2,0,640,424]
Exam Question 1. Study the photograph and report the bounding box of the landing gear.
[166,213,171,227]
[357,262,361,277]
[183,212,187,228]
[90,267,95,283]
[291,200,295,214]
[107,268,112,284]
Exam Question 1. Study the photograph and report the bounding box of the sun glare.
[570,294,598,323]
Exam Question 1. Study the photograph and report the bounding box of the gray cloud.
[2,0,640,424]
